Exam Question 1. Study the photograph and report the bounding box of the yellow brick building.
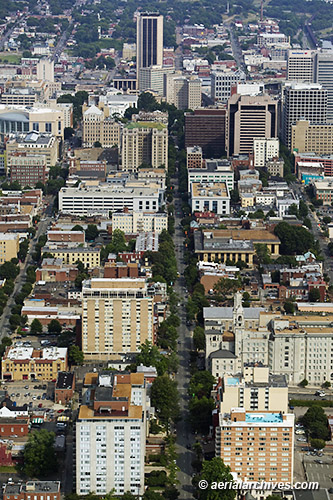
[2,346,68,381]
[0,233,19,264]
[43,246,100,267]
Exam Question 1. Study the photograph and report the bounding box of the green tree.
[193,326,205,351]
[302,405,329,440]
[71,225,84,232]
[213,277,241,302]
[309,288,320,302]
[30,318,43,335]
[255,243,271,265]
[47,319,62,334]
[22,430,57,477]
[299,199,309,218]
[299,379,308,387]
[68,345,84,365]
[0,261,19,280]
[85,224,99,241]
[150,375,180,429]
[284,301,296,314]
[195,457,236,500]
[189,371,215,399]
[135,340,168,376]
[310,438,326,449]
[189,396,215,434]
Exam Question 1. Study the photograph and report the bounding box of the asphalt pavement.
[172,175,194,499]
[0,207,53,343]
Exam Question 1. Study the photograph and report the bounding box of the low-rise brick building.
[0,418,30,437]
[3,481,61,500]
[55,372,75,405]
[1,346,68,381]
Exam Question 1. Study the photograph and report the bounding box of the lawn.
[0,52,21,64]
[0,465,17,473]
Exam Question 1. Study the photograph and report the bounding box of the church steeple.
[233,291,244,330]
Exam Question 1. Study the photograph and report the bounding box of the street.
[172,174,194,499]
[0,205,53,343]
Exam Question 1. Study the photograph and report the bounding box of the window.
[45,123,52,133]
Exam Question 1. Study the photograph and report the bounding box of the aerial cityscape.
[0,0,332,499]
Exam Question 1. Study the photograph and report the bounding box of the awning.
[32,418,44,424]
[57,416,69,422]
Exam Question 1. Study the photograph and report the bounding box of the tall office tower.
[211,69,246,103]
[81,278,154,359]
[226,94,278,156]
[315,50,333,122]
[282,83,327,149]
[185,108,227,157]
[121,121,168,171]
[76,371,148,496]
[36,58,54,82]
[215,408,294,482]
[287,50,315,82]
[136,13,163,72]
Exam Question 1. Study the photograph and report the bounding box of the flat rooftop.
[192,182,228,198]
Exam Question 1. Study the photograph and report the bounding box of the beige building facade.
[82,105,122,148]
[42,246,100,267]
[112,211,168,234]
[291,119,333,155]
[82,278,154,359]
[121,122,168,171]
[0,233,19,263]
[226,94,278,156]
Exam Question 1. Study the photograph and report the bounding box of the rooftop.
[126,121,167,131]
[192,182,229,198]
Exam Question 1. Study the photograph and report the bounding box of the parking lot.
[304,461,333,489]
[3,380,54,408]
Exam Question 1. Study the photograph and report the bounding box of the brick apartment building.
[215,408,294,482]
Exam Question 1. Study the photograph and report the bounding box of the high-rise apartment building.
[226,94,278,156]
[291,120,333,155]
[215,408,294,482]
[121,121,168,171]
[315,50,333,122]
[185,108,226,157]
[81,278,154,359]
[287,50,315,82]
[82,105,122,148]
[76,372,148,496]
[282,83,327,149]
[253,137,279,167]
[136,13,163,73]
[211,69,246,103]
[138,66,166,95]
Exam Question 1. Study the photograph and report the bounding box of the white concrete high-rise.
[287,50,315,82]
[36,58,54,82]
[315,50,333,122]
[282,82,327,149]
[76,372,148,496]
